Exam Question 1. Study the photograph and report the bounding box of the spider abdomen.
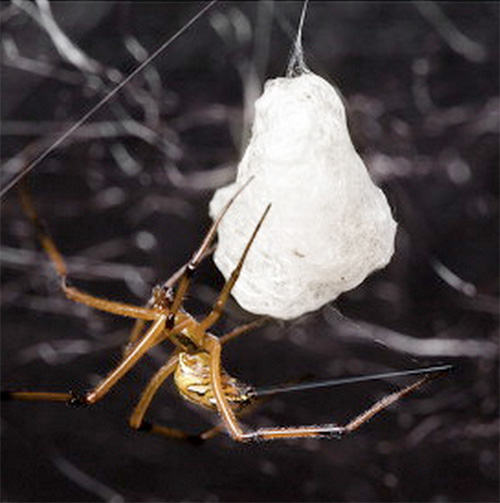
[174,352,253,412]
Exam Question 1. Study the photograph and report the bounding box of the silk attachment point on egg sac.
[209,73,397,320]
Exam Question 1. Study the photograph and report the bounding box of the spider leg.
[123,179,255,353]
[134,422,207,444]
[219,317,270,345]
[19,183,161,321]
[63,283,162,320]
[128,352,221,445]
[164,399,260,443]
[129,359,271,444]
[195,389,274,442]
[124,254,212,357]
[197,204,271,334]
[206,335,247,439]
[128,319,269,444]
[2,315,169,406]
[167,178,255,324]
[124,287,173,358]
[1,391,73,402]
[123,248,222,357]
[130,360,207,444]
[340,373,437,434]
[206,334,445,442]
[124,319,153,358]
[81,316,168,404]
[240,373,439,440]
[83,315,197,404]
[124,235,254,356]
[127,319,268,425]
[160,244,215,291]
[128,353,179,430]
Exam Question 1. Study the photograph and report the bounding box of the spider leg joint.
[68,391,91,407]
[186,435,205,446]
[134,420,153,432]
[321,426,344,439]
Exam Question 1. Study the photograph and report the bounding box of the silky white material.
[210,73,397,319]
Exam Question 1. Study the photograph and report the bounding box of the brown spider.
[2,180,445,443]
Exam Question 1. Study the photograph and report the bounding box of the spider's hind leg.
[207,357,447,442]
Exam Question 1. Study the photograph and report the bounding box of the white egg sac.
[209,73,397,320]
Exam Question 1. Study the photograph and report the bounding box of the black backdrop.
[1,2,498,502]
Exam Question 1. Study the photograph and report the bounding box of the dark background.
[1,2,498,502]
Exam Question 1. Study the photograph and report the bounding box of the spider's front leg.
[166,178,256,322]
[124,178,257,357]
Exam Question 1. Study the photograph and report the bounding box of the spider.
[2,180,446,443]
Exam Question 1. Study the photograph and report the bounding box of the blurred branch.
[2,36,85,85]
[12,0,103,74]
[1,120,180,185]
[49,451,125,503]
[414,1,487,63]
[328,315,498,360]
[0,245,154,284]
